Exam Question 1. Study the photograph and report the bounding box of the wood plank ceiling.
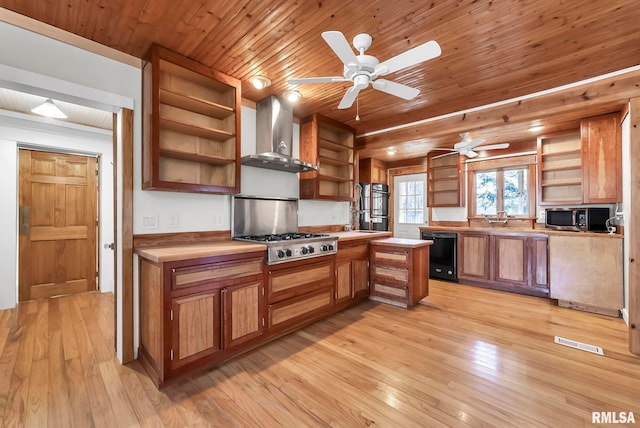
[2,0,640,160]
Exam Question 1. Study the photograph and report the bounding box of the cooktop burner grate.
[237,233,329,242]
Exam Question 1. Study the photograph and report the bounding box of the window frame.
[467,156,536,219]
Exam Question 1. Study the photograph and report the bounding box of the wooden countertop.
[333,231,393,241]
[135,241,268,263]
[370,237,433,248]
[419,225,623,239]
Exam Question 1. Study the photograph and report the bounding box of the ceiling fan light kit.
[287,30,441,110]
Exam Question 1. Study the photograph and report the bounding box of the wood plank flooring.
[0,280,638,427]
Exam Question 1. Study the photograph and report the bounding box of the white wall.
[0,138,17,310]
[0,118,114,309]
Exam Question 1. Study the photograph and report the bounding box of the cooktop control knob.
[328,244,334,251]
[277,250,285,258]
[301,247,308,255]
[285,249,292,257]
[308,246,315,254]
[321,244,328,251]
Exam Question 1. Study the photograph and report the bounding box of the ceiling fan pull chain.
[356,94,360,121]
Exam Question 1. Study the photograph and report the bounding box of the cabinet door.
[530,236,549,292]
[171,291,221,369]
[335,260,352,304]
[493,235,528,288]
[581,113,621,203]
[223,281,264,350]
[458,232,490,280]
[352,258,370,298]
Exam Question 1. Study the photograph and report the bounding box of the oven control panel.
[267,238,338,264]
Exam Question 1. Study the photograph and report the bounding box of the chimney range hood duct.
[241,95,318,173]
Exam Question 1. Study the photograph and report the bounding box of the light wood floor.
[0,280,639,427]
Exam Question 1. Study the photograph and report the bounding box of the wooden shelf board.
[541,179,583,187]
[160,89,234,120]
[160,118,234,142]
[319,138,352,152]
[541,165,582,173]
[431,189,460,194]
[540,148,582,157]
[319,156,352,167]
[430,175,459,180]
[319,174,353,183]
[159,148,235,165]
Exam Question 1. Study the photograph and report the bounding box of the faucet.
[484,210,510,224]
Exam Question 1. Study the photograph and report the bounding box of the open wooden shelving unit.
[143,45,241,194]
[537,131,582,205]
[300,114,356,201]
[427,152,465,207]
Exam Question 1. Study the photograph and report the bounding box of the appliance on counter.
[359,182,389,231]
[545,207,610,232]
[241,95,318,173]
[232,195,337,264]
[421,231,458,282]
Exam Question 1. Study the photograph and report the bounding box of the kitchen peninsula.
[135,231,435,387]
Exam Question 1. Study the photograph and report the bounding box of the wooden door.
[530,236,549,293]
[458,232,490,281]
[335,261,352,303]
[18,150,98,301]
[352,258,370,297]
[223,280,264,350]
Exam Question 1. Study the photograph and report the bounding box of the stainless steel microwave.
[545,207,610,232]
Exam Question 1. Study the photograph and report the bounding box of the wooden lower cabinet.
[458,231,549,297]
[335,242,370,308]
[369,238,430,307]
[138,252,266,387]
[549,235,623,316]
[266,257,335,334]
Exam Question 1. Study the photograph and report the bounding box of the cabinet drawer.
[268,261,333,302]
[268,288,332,331]
[172,258,263,290]
[372,265,408,285]
[371,283,408,300]
[372,250,409,268]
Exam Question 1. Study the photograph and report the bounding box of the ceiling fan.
[431,133,510,159]
[287,31,441,109]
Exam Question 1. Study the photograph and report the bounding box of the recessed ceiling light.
[31,98,67,119]
[528,125,545,132]
[250,75,271,90]
[283,90,302,103]
[386,147,397,155]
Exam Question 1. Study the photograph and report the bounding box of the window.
[468,157,535,218]
[398,180,424,224]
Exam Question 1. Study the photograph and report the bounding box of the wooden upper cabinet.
[142,44,241,194]
[299,114,356,201]
[581,113,622,203]
[537,131,583,205]
[427,152,465,207]
[538,112,621,205]
[359,158,387,184]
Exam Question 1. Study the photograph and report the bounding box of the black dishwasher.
[421,232,458,282]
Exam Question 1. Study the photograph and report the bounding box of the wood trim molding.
[629,96,640,355]
[0,7,141,68]
[133,230,232,248]
[299,225,346,233]
[119,108,134,364]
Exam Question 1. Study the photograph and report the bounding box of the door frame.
[388,165,427,236]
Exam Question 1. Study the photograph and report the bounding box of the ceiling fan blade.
[476,143,510,151]
[338,86,361,109]
[322,31,359,67]
[430,151,458,160]
[467,138,486,148]
[371,79,420,100]
[464,150,479,158]
[287,76,348,85]
[375,40,441,76]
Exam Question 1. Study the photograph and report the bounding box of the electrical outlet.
[141,214,158,230]
[539,210,545,219]
[168,215,179,228]
[215,214,223,226]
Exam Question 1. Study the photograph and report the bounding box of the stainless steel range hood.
[241,95,318,173]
